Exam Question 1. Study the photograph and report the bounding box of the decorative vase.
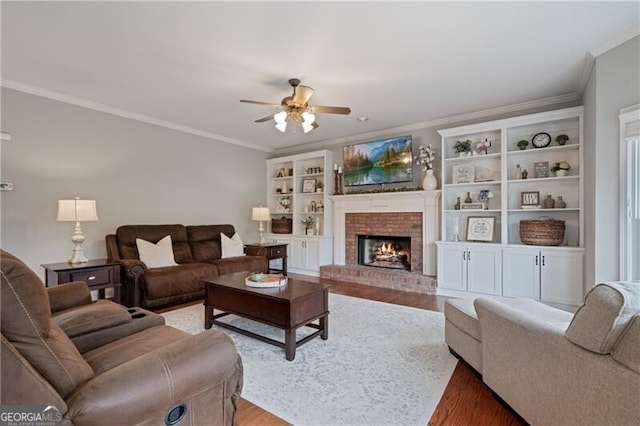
[555,170,567,177]
[543,195,555,209]
[465,192,473,204]
[454,197,461,210]
[556,196,566,208]
[422,169,438,190]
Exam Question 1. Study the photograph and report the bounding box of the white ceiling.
[2,2,639,152]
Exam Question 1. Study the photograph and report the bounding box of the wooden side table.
[41,259,122,304]
[245,243,288,275]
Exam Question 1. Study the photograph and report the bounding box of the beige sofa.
[445,281,640,425]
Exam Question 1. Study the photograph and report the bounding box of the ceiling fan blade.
[254,115,275,123]
[292,85,314,105]
[240,99,280,107]
[310,105,351,115]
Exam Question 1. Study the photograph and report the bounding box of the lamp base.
[69,247,89,264]
[68,221,89,264]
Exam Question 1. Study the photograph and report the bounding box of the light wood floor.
[165,275,525,426]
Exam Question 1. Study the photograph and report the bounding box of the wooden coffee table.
[204,272,329,361]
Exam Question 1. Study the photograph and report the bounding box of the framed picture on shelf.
[521,191,541,209]
[534,161,549,178]
[466,216,495,242]
[302,178,317,193]
[461,202,486,210]
[452,165,475,184]
[474,167,493,182]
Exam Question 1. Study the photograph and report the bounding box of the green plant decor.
[550,161,571,172]
[517,139,529,150]
[555,134,569,146]
[454,139,472,153]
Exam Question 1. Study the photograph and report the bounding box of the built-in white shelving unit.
[436,106,584,307]
[265,150,334,276]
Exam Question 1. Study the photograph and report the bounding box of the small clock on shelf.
[531,132,551,148]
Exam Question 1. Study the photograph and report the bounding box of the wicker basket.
[519,219,565,246]
[271,217,292,234]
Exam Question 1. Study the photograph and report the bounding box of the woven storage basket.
[519,219,565,246]
[271,217,292,234]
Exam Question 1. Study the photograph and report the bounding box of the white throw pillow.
[221,233,246,258]
[136,235,178,269]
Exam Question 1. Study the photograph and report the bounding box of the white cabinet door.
[289,238,306,270]
[467,246,502,295]
[438,244,467,291]
[502,247,540,299]
[540,250,583,306]
[304,238,321,271]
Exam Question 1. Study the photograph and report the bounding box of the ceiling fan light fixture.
[302,112,317,133]
[275,121,287,132]
[274,111,288,124]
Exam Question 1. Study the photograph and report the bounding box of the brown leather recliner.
[106,224,268,308]
[1,250,243,425]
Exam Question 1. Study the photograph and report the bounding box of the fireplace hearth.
[357,235,411,271]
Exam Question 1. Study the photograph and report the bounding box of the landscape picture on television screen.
[342,135,413,186]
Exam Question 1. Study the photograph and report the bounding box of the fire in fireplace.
[357,235,411,271]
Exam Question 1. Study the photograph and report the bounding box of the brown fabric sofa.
[1,249,243,425]
[106,224,268,308]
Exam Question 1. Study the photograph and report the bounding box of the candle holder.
[334,169,344,195]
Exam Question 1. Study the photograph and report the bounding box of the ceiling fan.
[240,78,351,133]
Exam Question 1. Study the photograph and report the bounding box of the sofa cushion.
[1,251,94,398]
[116,225,193,263]
[566,281,640,354]
[187,225,236,263]
[53,300,132,338]
[611,314,640,373]
[214,255,268,276]
[221,233,246,258]
[136,235,178,269]
[445,298,481,341]
[82,325,189,374]
[142,263,218,300]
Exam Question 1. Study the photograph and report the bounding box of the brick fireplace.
[346,212,423,272]
[320,191,440,294]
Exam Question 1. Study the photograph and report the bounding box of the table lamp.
[57,197,98,263]
[251,206,270,244]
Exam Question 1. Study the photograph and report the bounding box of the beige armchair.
[446,281,639,425]
[1,250,243,425]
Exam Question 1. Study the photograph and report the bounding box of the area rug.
[162,294,457,426]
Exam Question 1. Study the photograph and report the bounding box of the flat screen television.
[343,135,413,186]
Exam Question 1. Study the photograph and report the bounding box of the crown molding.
[577,24,640,95]
[0,79,273,153]
[275,92,581,155]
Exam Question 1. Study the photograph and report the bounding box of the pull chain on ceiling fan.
[240,78,351,133]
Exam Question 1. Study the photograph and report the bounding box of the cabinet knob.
[535,255,538,266]
[542,256,545,266]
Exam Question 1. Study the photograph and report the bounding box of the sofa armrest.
[475,298,640,425]
[47,281,92,313]
[65,330,242,426]
[116,258,147,280]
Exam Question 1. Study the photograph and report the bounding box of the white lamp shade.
[57,199,98,222]
[251,206,271,221]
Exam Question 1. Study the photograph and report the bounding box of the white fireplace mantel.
[330,190,441,275]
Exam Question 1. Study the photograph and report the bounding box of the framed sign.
[452,165,475,184]
[302,178,317,193]
[461,202,485,210]
[534,161,549,178]
[466,216,495,242]
[521,191,541,208]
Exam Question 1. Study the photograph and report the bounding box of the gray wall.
[583,36,640,287]
[1,88,268,277]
